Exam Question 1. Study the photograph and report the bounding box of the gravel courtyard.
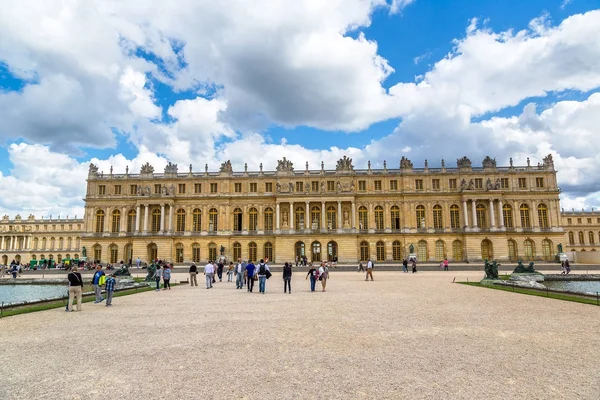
[1,270,598,400]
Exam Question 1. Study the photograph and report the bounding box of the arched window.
[112,210,121,233]
[248,242,257,262]
[327,206,337,230]
[568,231,575,245]
[75,237,80,249]
[58,237,64,250]
[109,244,118,263]
[392,241,402,261]
[264,242,273,262]
[311,241,321,261]
[249,208,258,232]
[295,206,305,230]
[233,208,243,232]
[295,241,305,258]
[359,241,369,262]
[520,204,531,228]
[67,237,72,250]
[50,237,55,250]
[524,239,535,260]
[208,243,217,261]
[503,204,514,228]
[481,239,493,260]
[175,243,184,263]
[417,240,428,262]
[93,244,102,262]
[358,206,368,230]
[176,209,186,232]
[589,231,595,245]
[374,206,384,230]
[232,242,241,261]
[578,231,585,244]
[508,239,518,261]
[57,254,62,263]
[124,244,132,263]
[376,241,385,261]
[192,243,201,263]
[310,206,321,230]
[95,210,105,233]
[435,240,444,260]
[209,208,218,232]
[41,237,47,250]
[476,204,487,228]
[151,209,161,232]
[193,208,202,232]
[542,239,552,261]
[33,238,39,250]
[327,241,338,261]
[127,209,136,232]
[147,243,157,262]
[391,206,400,230]
[452,240,463,261]
[416,205,426,229]
[537,204,549,228]
[264,208,274,231]
[433,205,443,230]
[450,205,460,229]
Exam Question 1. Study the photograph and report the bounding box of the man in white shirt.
[235,258,245,289]
[365,259,374,281]
[204,261,215,289]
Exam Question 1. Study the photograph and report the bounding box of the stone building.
[80,155,564,265]
[0,214,83,266]
[561,210,600,253]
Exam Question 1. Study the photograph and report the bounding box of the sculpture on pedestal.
[483,259,500,279]
[512,260,537,274]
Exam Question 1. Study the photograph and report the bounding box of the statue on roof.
[543,154,554,170]
[276,157,294,172]
[140,162,154,174]
[336,156,354,171]
[400,156,413,169]
[482,156,497,168]
[164,162,178,174]
[219,160,233,174]
[88,163,99,177]
[457,156,472,169]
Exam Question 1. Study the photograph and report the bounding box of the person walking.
[153,265,163,291]
[319,262,329,292]
[67,266,83,312]
[136,257,141,268]
[256,259,270,294]
[163,265,172,290]
[306,263,317,292]
[443,258,449,271]
[91,265,106,303]
[235,259,245,289]
[411,259,418,273]
[204,261,215,289]
[402,258,408,273]
[105,274,116,306]
[357,262,364,273]
[245,260,256,292]
[283,262,292,294]
[217,260,224,282]
[227,262,234,282]
[189,262,198,286]
[365,259,374,281]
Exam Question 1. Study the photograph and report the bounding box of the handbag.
[252,274,258,281]
[265,270,272,279]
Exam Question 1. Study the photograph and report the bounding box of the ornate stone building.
[81,155,564,264]
[561,210,600,252]
[0,214,83,266]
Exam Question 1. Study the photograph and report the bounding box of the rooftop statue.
[219,160,233,174]
[88,163,99,177]
[164,162,178,174]
[543,154,554,170]
[482,156,497,168]
[400,156,413,169]
[336,156,354,171]
[276,157,294,172]
[140,162,154,174]
[457,156,472,169]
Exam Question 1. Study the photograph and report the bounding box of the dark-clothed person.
[283,262,292,294]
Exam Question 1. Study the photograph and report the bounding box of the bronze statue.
[114,265,131,276]
[145,263,157,282]
[409,244,414,253]
[483,259,500,279]
[512,259,537,274]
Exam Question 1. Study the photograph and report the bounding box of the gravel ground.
[0,270,598,400]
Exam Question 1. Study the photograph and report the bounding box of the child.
[105,274,116,306]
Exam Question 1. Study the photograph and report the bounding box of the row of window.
[0,237,80,251]
[567,231,600,245]
[96,176,546,196]
[3,224,82,232]
[565,217,600,225]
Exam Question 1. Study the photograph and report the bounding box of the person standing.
[163,265,172,290]
[306,263,317,292]
[204,261,215,289]
[153,265,163,291]
[443,258,449,271]
[217,260,224,282]
[283,262,292,294]
[235,259,245,289]
[365,259,374,281]
[136,257,141,268]
[411,259,417,273]
[105,274,116,306]
[189,262,198,286]
[319,263,329,292]
[256,259,270,294]
[227,262,234,282]
[245,260,256,292]
[67,266,83,312]
[402,259,408,273]
[91,265,106,303]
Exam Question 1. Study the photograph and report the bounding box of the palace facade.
[78,155,565,265]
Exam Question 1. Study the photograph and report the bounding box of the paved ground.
[1,270,598,399]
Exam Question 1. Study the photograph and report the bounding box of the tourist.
[105,274,116,306]
[189,262,198,286]
[11,264,18,279]
[402,258,408,273]
[295,256,299,267]
[365,259,374,281]
[357,262,364,273]
[163,265,172,290]
[443,258,449,271]
[306,263,317,292]
[67,266,83,312]
[227,262,234,282]
[217,260,224,282]
[153,265,163,291]
[283,262,292,294]
[136,257,141,268]
[235,259,244,289]
[319,262,329,292]
[204,261,214,289]
[91,265,106,303]
[245,260,256,292]
[565,259,571,274]
[411,259,417,273]
[256,259,270,294]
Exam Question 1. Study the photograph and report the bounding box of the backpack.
[259,264,266,275]
[98,275,106,286]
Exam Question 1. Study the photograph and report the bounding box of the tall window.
[178,184,186,194]
[358,206,368,230]
[433,205,443,230]
[537,204,549,228]
[359,241,369,262]
[481,239,493,260]
[98,185,106,195]
[391,206,400,230]
[327,206,336,230]
[234,183,242,193]
[589,231,595,245]
[311,241,322,262]
[111,210,121,233]
[127,210,136,232]
[452,240,463,261]
[450,205,460,229]
[264,208,274,231]
[374,206,384,230]
[194,183,202,193]
[432,179,440,190]
[151,209,161,232]
[518,178,527,188]
[476,204,487,228]
[175,243,184,263]
[520,204,531,228]
[503,204,514,228]
[265,182,273,192]
[93,245,102,262]
[542,239,552,260]
[508,239,518,261]
[264,242,273,261]
[374,180,382,191]
[416,205,425,229]
[210,183,218,193]
[248,242,257,262]
[176,209,186,232]
[209,208,218,232]
[524,239,535,260]
[376,241,385,261]
[311,181,319,192]
[390,180,398,191]
[568,231,574,245]
[193,209,202,232]
[114,185,122,195]
[415,179,423,190]
[192,243,201,263]
[249,208,258,231]
[578,231,585,244]
[250,183,257,192]
[233,242,241,261]
[296,182,304,192]
[358,181,366,191]
[327,181,335,191]
[417,240,427,262]
[392,241,402,261]
[232,208,242,231]
[310,206,320,229]
[435,240,444,260]
[295,206,305,230]
[95,210,105,233]
[327,241,337,262]
[208,243,217,261]
[535,177,544,188]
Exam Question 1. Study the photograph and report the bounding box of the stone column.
[337,201,342,229]
[462,200,469,228]
[513,201,522,228]
[471,199,478,228]
[169,205,174,232]
[202,205,207,231]
[498,199,504,227]
[143,205,149,233]
[290,201,294,229]
[121,206,127,232]
[531,200,539,228]
[160,204,165,232]
[276,203,280,230]
[9,236,13,250]
[135,205,141,232]
[305,201,310,229]
[489,199,496,228]
[351,202,356,229]
[0,236,4,251]
[321,201,326,230]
